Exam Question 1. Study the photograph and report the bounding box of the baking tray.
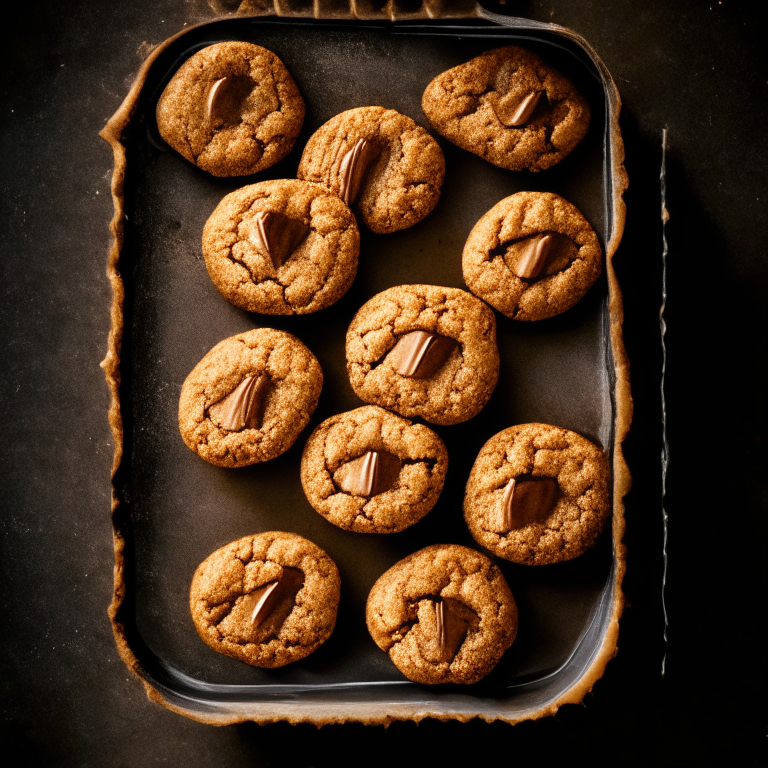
[101,13,630,725]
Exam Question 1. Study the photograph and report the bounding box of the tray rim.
[99,10,631,726]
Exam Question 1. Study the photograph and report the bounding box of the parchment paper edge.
[99,11,632,727]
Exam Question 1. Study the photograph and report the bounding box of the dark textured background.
[1,1,765,765]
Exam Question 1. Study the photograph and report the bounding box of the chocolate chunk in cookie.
[499,477,559,530]
[202,179,360,315]
[335,138,381,206]
[207,373,269,431]
[332,450,403,498]
[464,423,610,565]
[190,532,340,668]
[156,41,305,177]
[178,328,322,467]
[300,406,448,533]
[366,544,517,684]
[297,107,445,234]
[248,210,310,271]
[387,330,459,379]
[462,192,602,321]
[422,46,590,172]
[346,285,499,425]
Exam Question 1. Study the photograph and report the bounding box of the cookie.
[190,532,341,668]
[155,41,305,177]
[346,284,499,425]
[462,192,602,321]
[178,328,322,467]
[300,405,448,533]
[296,106,445,234]
[366,544,517,684]
[463,423,610,565]
[422,46,590,172]
[202,179,360,315]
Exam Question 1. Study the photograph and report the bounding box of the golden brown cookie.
[464,423,610,565]
[155,41,305,177]
[422,46,590,172]
[202,179,360,315]
[346,284,499,425]
[296,106,445,234]
[190,532,341,668]
[178,328,322,467]
[300,405,448,533]
[366,544,517,684]
[462,191,602,321]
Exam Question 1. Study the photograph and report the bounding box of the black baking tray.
[103,14,629,724]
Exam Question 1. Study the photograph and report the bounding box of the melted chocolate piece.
[493,90,543,127]
[434,597,477,662]
[206,75,255,128]
[503,232,579,279]
[207,374,269,431]
[334,138,380,206]
[514,233,552,279]
[500,476,559,531]
[248,211,310,270]
[387,330,459,379]
[333,450,402,497]
[241,566,304,635]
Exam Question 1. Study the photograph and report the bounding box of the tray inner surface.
[119,19,615,706]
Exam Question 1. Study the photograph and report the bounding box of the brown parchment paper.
[100,9,630,726]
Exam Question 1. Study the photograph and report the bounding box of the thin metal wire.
[660,128,670,677]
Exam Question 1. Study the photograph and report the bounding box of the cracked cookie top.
[155,41,305,177]
[422,46,590,172]
[296,106,445,234]
[464,423,610,565]
[178,328,322,467]
[202,180,360,315]
[346,285,499,425]
[366,544,517,684]
[462,191,602,321]
[300,405,448,533]
[190,532,341,668]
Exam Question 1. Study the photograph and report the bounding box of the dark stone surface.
[1,0,764,765]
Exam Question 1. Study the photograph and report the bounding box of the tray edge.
[99,12,632,727]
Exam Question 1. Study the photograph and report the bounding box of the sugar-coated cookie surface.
[366,544,517,684]
[178,328,322,467]
[422,46,590,172]
[190,532,340,668]
[301,406,448,533]
[156,41,304,177]
[202,179,360,315]
[297,107,445,234]
[464,423,610,565]
[346,285,499,425]
[462,191,602,321]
